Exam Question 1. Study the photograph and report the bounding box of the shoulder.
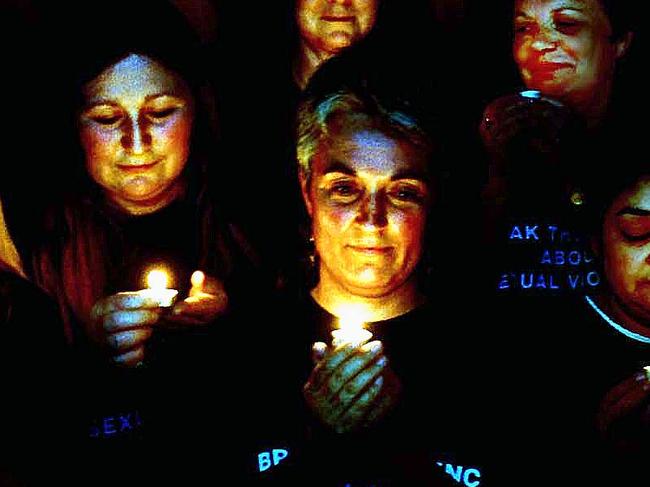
[0,270,63,344]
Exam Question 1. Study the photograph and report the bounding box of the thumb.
[189,270,205,297]
[312,342,327,363]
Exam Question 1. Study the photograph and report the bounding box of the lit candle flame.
[332,304,372,346]
[146,269,169,290]
[135,267,178,308]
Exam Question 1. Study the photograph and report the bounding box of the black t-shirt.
[269,296,492,486]
[54,198,273,484]
[488,293,650,485]
[0,269,70,483]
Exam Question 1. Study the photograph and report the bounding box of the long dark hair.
[42,1,211,201]
[27,1,254,343]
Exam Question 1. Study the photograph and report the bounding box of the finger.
[171,294,228,321]
[93,293,162,319]
[107,328,153,352]
[303,355,385,430]
[103,310,161,333]
[111,346,145,368]
[188,271,226,298]
[328,355,387,418]
[334,355,387,404]
[305,348,352,394]
[305,342,369,393]
[599,378,650,432]
[363,385,394,428]
[162,313,207,327]
[601,372,649,409]
[312,342,328,363]
[336,375,384,433]
[190,270,205,290]
[325,346,386,401]
[202,274,226,296]
[326,339,382,371]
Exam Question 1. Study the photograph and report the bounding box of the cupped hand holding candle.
[91,268,229,366]
[304,338,395,433]
[597,367,650,436]
[166,270,229,326]
[303,306,399,433]
[91,288,167,368]
[104,268,179,309]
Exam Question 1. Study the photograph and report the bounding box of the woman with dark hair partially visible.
[16,1,269,481]
[475,0,637,277]
[479,0,636,227]
[29,3,247,364]
[488,117,650,485]
[571,123,650,467]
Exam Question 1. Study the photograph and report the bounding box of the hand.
[597,369,650,438]
[303,340,400,433]
[91,292,163,367]
[480,92,571,159]
[166,270,229,326]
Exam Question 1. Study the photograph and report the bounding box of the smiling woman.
[79,54,194,216]
[17,2,266,479]
[28,3,244,358]
[298,90,434,318]
[512,0,634,126]
[286,86,487,484]
[294,0,379,89]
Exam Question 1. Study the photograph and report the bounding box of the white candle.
[331,307,372,347]
[137,269,178,307]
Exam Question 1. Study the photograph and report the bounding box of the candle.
[331,305,372,347]
[137,268,179,307]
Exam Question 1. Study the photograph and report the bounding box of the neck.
[572,80,613,129]
[294,41,334,90]
[312,272,425,323]
[109,179,185,216]
[595,292,650,340]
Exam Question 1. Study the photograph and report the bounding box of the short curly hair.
[296,89,434,181]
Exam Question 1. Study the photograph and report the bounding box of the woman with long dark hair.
[12,2,268,482]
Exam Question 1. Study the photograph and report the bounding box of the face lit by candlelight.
[296,0,378,56]
[302,126,430,298]
[79,54,194,215]
[602,178,650,330]
[513,0,628,110]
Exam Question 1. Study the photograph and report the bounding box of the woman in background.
[293,0,379,90]
[512,0,634,128]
